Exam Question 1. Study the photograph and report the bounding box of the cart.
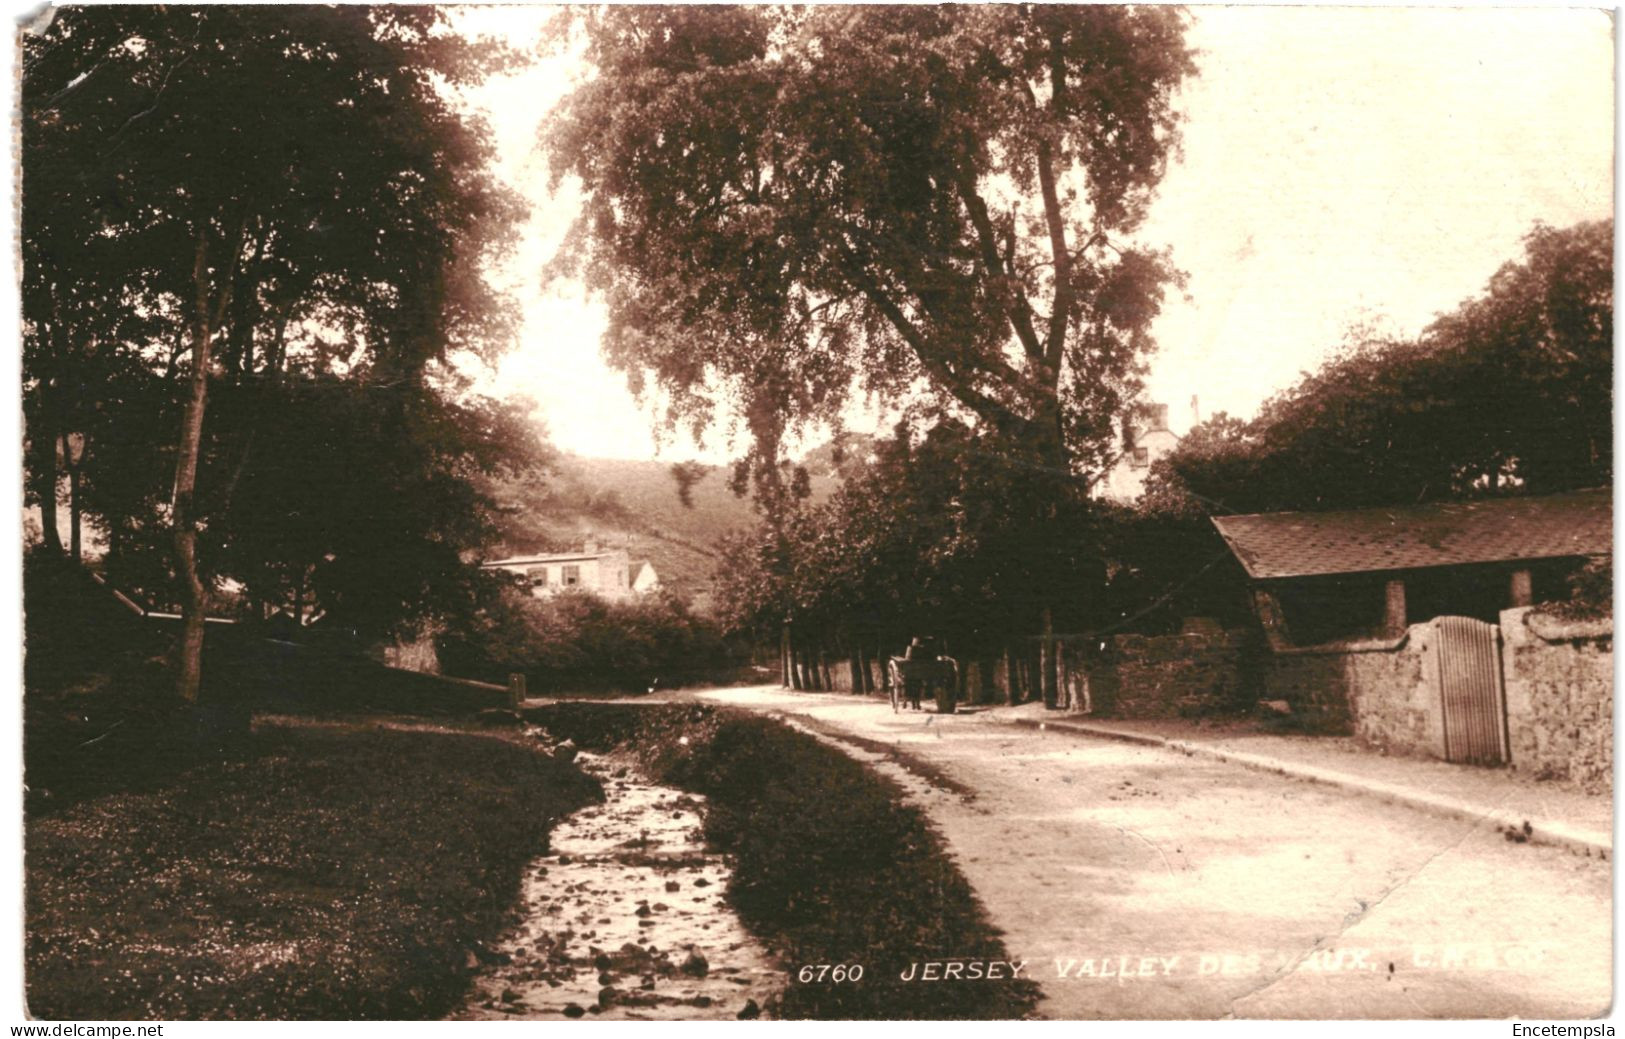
[886,655,960,714]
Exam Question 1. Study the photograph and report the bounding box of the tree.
[207,377,544,639]
[1151,220,1613,516]
[716,418,1110,697]
[549,6,1195,502]
[22,7,525,703]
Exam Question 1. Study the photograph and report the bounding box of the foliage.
[1540,557,1613,622]
[203,378,543,638]
[26,720,598,1020]
[480,454,839,608]
[1149,221,1613,515]
[550,6,1195,504]
[21,6,530,675]
[716,419,1110,655]
[438,584,742,694]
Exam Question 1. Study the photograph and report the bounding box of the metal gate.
[1431,615,1509,765]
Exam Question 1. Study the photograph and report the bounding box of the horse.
[886,655,960,714]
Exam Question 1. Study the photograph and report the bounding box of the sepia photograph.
[12,2,1615,1025]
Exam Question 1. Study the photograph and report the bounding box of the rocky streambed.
[451,750,781,1020]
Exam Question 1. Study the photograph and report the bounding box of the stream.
[450,750,782,1020]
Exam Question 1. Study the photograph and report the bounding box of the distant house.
[483,541,660,602]
[1212,489,1611,648]
[1098,401,1187,503]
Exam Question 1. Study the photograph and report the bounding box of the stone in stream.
[598,986,619,1008]
[738,999,762,1020]
[664,880,682,892]
[635,903,652,917]
[693,878,711,888]
[681,949,709,978]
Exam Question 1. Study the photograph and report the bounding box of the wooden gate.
[1431,615,1509,765]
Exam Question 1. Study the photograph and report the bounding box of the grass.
[528,703,1040,1020]
[26,719,599,1020]
[788,719,980,800]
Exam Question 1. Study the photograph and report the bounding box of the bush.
[1541,556,1612,622]
[438,585,746,694]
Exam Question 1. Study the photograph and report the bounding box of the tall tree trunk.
[171,218,246,705]
[35,421,62,555]
[60,433,81,563]
[172,234,216,705]
[780,624,792,688]
[1041,606,1058,709]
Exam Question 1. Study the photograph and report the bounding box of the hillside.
[483,455,837,610]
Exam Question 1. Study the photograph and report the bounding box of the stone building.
[1210,489,1610,649]
[1207,489,1611,780]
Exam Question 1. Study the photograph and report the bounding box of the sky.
[455,5,1614,462]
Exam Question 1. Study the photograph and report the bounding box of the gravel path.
[695,687,1612,1020]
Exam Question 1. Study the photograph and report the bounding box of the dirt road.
[692,687,1612,1020]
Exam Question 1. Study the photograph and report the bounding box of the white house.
[483,541,660,602]
[1097,401,1189,503]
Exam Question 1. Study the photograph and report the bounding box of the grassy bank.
[26,720,599,1020]
[529,703,1040,1020]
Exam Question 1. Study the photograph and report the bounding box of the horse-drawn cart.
[886,655,960,714]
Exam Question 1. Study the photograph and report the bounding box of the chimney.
[1148,403,1169,432]
[1190,395,1201,427]
[584,539,598,554]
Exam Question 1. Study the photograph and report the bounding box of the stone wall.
[1262,610,1613,792]
[1500,607,1613,793]
[1065,631,1256,719]
[1262,626,1433,746]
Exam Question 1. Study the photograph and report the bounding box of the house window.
[527,567,548,586]
[1132,447,1150,468]
[562,564,580,587]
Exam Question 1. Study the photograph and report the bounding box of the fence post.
[507,672,526,710]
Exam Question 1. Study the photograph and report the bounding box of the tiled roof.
[1210,490,1612,580]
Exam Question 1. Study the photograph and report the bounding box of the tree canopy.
[1148,219,1613,515]
[550,6,1196,503]
[22,6,536,697]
